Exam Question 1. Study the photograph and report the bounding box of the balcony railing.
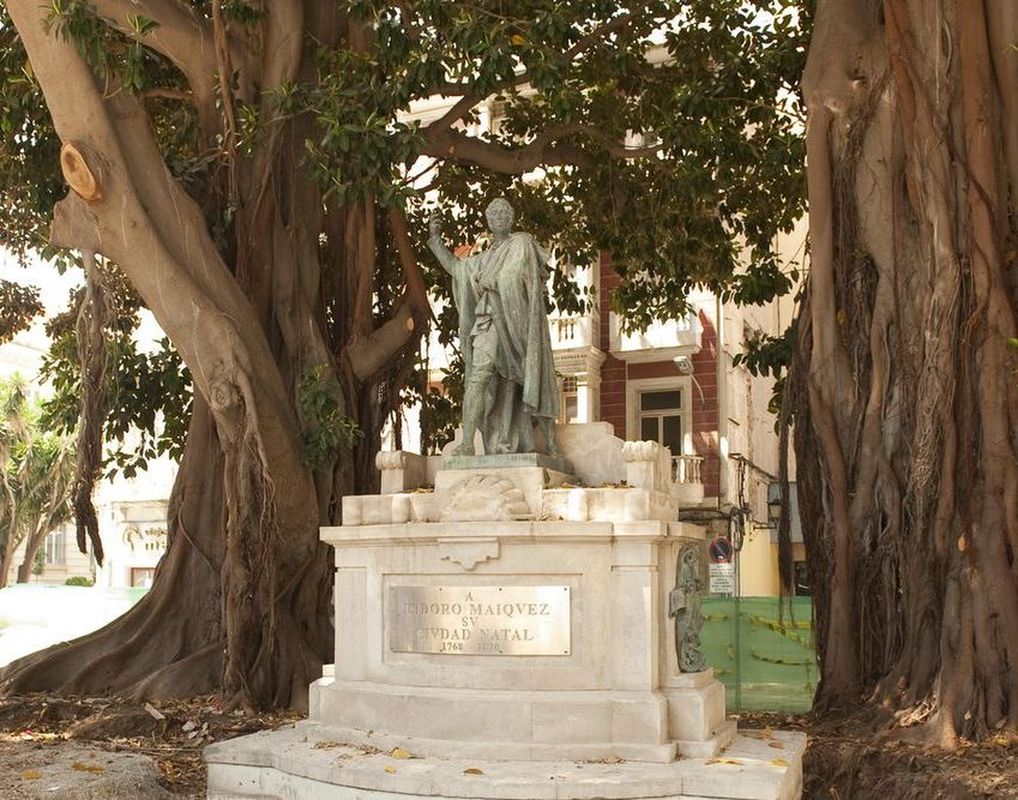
[556,317,577,343]
[608,312,702,362]
[671,454,703,485]
[548,313,597,349]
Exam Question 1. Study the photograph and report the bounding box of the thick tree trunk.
[15,548,36,584]
[797,0,1018,742]
[17,519,56,584]
[1,400,334,705]
[0,549,13,590]
[0,0,426,709]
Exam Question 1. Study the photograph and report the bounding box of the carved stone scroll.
[669,544,707,673]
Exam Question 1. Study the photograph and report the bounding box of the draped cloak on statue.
[449,231,559,451]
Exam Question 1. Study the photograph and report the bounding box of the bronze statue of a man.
[429,198,560,457]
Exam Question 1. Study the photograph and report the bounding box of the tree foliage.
[0,377,75,589]
[0,0,807,708]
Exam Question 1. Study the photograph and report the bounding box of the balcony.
[608,312,702,363]
[548,312,598,351]
[671,454,703,484]
[671,454,705,506]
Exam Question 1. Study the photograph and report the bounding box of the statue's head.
[485,197,515,235]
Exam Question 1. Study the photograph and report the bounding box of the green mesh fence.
[700,596,817,712]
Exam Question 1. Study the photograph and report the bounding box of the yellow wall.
[738,527,779,596]
[738,529,806,597]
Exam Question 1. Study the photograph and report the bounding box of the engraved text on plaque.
[389,586,571,655]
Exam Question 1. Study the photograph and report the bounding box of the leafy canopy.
[0,0,807,460]
[0,377,75,564]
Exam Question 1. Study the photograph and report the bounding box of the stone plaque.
[389,585,571,656]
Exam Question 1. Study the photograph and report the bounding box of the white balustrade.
[671,454,703,485]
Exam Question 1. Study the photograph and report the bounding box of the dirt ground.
[0,696,1017,798]
[739,711,1018,799]
[0,694,299,798]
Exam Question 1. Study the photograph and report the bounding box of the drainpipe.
[716,295,729,505]
[716,293,741,708]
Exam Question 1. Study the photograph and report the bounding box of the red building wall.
[596,253,720,497]
[690,310,720,498]
[598,253,628,437]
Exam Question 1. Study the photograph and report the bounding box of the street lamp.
[767,493,782,526]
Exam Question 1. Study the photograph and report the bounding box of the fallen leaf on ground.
[706,757,743,766]
[768,741,785,749]
[144,703,166,721]
[464,767,484,775]
[770,758,789,767]
[20,770,42,780]
[384,766,396,774]
[390,746,412,759]
[72,761,105,773]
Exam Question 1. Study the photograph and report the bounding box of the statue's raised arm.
[427,214,460,276]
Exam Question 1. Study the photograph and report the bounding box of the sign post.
[707,535,736,595]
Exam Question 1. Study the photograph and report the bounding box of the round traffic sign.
[709,536,734,564]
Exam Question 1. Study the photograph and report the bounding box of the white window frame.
[46,529,67,566]
[560,375,580,424]
[626,375,693,456]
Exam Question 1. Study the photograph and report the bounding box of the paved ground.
[0,739,178,799]
[0,585,144,669]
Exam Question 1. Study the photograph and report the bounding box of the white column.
[576,374,590,422]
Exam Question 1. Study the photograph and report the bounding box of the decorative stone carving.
[669,544,707,673]
[439,474,531,522]
[621,440,672,493]
[375,450,427,495]
[437,538,500,570]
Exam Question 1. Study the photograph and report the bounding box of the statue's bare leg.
[458,327,498,456]
[490,378,516,453]
[457,371,491,456]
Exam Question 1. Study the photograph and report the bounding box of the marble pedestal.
[206,430,804,799]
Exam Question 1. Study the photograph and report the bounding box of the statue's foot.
[454,442,475,456]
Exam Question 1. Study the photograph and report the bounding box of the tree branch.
[388,206,430,321]
[423,8,654,137]
[141,86,191,102]
[423,123,660,174]
[346,207,431,382]
[6,0,314,527]
[259,0,303,93]
[347,304,416,381]
[560,9,650,62]
[87,0,228,130]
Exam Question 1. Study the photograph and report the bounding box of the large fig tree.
[794,0,1018,742]
[0,0,805,709]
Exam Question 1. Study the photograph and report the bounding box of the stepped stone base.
[206,722,806,800]
[209,425,804,799]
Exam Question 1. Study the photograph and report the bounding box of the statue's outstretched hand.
[428,214,441,241]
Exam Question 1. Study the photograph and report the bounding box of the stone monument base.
[206,721,805,800]
[205,429,804,799]
[443,451,575,475]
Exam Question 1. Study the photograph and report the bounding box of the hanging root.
[72,250,112,565]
